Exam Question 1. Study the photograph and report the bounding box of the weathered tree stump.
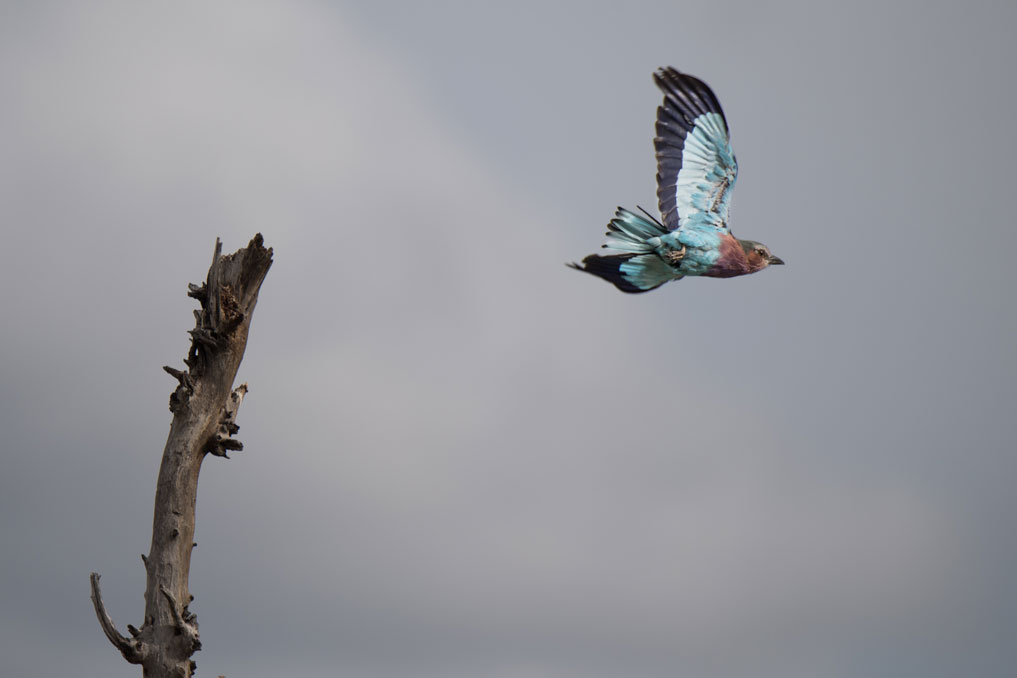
[91,234,273,677]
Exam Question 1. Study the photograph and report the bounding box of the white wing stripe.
[674,112,736,232]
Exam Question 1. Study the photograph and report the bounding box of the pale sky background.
[2,1,1016,677]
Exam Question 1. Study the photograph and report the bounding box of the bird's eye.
[756,248,765,255]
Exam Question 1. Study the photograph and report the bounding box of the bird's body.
[571,67,783,292]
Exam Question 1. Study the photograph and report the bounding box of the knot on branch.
[186,282,207,302]
[206,384,248,458]
[220,283,244,333]
[160,586,202,654]
[90,573,147,665]
[163,366,195,413]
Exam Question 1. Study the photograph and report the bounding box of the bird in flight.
[570,67,783,293]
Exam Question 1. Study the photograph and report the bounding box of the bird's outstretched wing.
[653,68,738,236]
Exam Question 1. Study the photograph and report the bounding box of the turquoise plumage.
[570,67,783,292]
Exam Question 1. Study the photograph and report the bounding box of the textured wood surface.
[91,234,272,677]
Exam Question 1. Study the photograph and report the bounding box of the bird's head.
[739,239,784,272]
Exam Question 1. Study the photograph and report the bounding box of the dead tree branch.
[90,234,273,677]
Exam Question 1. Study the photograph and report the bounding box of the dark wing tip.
[652,66,728,129]
[653,66,688,94]
[652,66,679,84]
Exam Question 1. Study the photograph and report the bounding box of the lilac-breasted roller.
[570,67,783,292]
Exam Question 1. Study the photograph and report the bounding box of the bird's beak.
[767,254,785,266]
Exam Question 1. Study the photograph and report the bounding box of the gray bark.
[91,234,273,677]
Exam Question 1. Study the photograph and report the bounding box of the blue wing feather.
[653,68,738,237]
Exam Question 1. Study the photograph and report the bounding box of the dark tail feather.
[568,253,679,293]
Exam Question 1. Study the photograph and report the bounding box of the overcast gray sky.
[2,1,1016,676]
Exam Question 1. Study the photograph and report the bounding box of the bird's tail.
[602,206,668,253]
[568,207,680,293]
[568,252,679,293]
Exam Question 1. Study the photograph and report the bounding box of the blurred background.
[1,1,1015,676]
